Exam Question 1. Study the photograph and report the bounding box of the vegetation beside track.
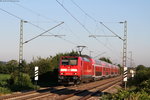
[101,65,150,100]
[2,50,149,100]
[0,74,11,95]
[0,51,79,94]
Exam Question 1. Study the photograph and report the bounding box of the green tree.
[136,65,146,71]
[139,79,150,94]
[129,65,150,86]
[49,50,79,69]
[28,57,52,77]
[0,62,6,74]
[1,60,18,74]
[99,57,112,64]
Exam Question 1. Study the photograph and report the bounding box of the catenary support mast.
[19,20,27,67]
[121,21,127,89]
[89,21,128,89]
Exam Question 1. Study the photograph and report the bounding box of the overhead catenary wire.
[56,0,95,53]
[13,2,88,47]
[0,2,92,59]
[0,7,55,36]
[0,7,79,46]
[56,0,93,35]
[12,2,86,47]
[70,0,123,41]
[58,37,79,46]
[70,0,122,60]
[0,7,22,20]
[63,23,90,46]
[13,1,93,53]
[70,2,118,52]
[99,22,123,40]
[24,22,64,44]
[13,3,62,23]
[71,0,97,22]
[1,2,121,62]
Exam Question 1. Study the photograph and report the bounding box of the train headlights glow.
[71,69,78,71]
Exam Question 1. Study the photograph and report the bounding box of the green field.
[0,74,11,81]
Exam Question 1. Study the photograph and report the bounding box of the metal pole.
[19,20,25,87]
[19,20,27,68]
[19,20,23,68]
[122,21,127,72]
[122,21,127,89]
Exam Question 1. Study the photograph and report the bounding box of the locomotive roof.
[94,59,119,68]
[61,55,92,59]
[61,56,79,58]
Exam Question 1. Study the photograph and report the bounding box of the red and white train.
[58,56,120,84]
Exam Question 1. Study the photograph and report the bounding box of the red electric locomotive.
[58,56,120,85]
[58,56,94,84]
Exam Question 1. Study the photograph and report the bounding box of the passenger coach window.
[62,58,78,65]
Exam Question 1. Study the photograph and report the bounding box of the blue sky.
[0,0,150,67]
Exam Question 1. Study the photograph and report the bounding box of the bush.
[128,65,150,87]
[0,87,11,94]
[0,74,11,94]
[9,71,38,91]
[0,80,11,94]
[138,79,150,94]
[101,89,150,100]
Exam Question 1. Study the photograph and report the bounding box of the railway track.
[0,86,65,100]
[0,76,122,100]
[55,76,122,100]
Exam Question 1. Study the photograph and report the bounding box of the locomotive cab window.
[70,59,77,65]
[62,59,69,65]
[62,58,78,65]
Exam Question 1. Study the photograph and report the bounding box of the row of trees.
[0,51,79,76]
[1,51,121,93]
[128,65,150,93]
[0,60,18,74]
[0,51,118,79]
[0,51,80,93]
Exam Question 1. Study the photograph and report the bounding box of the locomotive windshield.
[62,58,78,65]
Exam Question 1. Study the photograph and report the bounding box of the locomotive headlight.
[71,69,78,71]
[74,73,77,75]
[60,69,67,71]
